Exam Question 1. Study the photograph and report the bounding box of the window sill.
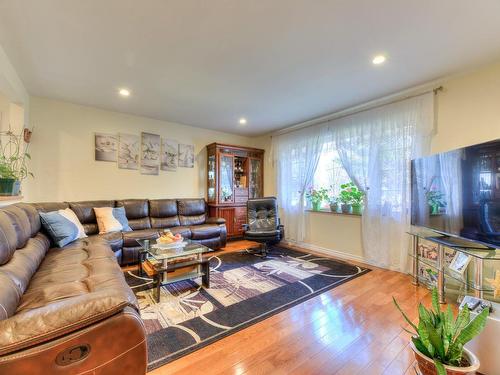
[305,209,362,217]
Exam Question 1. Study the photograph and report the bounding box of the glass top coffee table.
[136,239,213,302]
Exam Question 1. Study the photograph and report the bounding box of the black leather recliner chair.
[242,197,284,257]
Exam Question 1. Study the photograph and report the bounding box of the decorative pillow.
[94,206,132,234]
[39,208,87,247]
[113,206,132,231]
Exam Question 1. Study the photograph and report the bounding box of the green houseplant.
[393,288,488,375]
[329,196,339,213]
[305,186,328,211]
[427,189,447,215]
[339,182,364,214]
[0,127,33,196]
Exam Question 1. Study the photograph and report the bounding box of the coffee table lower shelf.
[142,258,210,302]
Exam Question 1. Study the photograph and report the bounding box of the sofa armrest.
[0,288,138,356]
[0,307,146,375]
[206,217,226,225]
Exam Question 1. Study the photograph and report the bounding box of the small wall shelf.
[0,195,23,207]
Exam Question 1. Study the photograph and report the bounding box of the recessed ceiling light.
[119,88,130,97]
[239,118,247,125]
[372,55,386,65]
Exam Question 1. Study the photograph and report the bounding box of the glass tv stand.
[408,228,500,304]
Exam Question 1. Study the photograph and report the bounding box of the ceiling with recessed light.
[1,1,500,136]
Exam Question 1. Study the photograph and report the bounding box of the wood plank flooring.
[146,240,438,375]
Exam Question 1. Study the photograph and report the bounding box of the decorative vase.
[0,179,21,196]
[311,201,321,211]
[329,202,339,213]
[341,203,351,214]
[351,204,362,215]
[411,342,480,375]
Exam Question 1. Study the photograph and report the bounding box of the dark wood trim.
[206,142,265,154]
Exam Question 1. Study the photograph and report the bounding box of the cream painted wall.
[24,97,254,202]
[260,59,500,262]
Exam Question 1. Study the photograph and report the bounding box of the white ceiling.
[1,1,500,136]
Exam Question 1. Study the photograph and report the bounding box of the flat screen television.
[411,139,500,248]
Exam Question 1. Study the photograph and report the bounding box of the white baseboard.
[282,240,406,273]
[282,240,367,264]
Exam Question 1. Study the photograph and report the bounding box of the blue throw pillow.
[40,211,82,247]
[113,207,132,232]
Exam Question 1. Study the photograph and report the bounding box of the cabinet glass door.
[219,154,234,203]
[207,154,216,202]
[249,157,262,198]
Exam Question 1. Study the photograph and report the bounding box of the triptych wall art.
[94,132,194,174]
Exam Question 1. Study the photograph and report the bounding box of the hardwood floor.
[147,240,436,375]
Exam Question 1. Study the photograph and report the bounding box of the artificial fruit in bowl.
[157,231,183,244]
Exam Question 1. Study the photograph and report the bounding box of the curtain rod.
[272,84,444,137]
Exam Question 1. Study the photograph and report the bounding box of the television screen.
[411,139,500,248]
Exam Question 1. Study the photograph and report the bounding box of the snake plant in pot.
[0,127,33,196]
[393,288,488,375]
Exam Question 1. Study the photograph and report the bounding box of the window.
[313,142,351,208]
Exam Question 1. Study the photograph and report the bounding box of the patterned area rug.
[125,246,370,371]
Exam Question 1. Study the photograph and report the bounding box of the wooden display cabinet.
[206,143,264,238]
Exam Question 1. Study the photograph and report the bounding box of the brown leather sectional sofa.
[33,198,227,265]
[0,203,147,374]
[0,198,226,374]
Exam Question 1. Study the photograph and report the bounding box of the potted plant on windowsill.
[0,127,33,196]
[329,196,339,213]
[339,182,364,214]
[427,189,447,215]
[393,288,488,375]
[305,186,328,211]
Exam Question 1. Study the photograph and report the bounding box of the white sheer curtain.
[273,93,434,272]
[273,125,326,242]
[333,93,434,271]
[439,149,464,234]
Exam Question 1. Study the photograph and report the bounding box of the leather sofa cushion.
[0,237,138,354]
[116,199,149,219]
[1,206,31,250]
[190,224,221,240]
[169,226,192,239]
[127,217,151,231]
[0,274,18,320]
[0,233,50,320]
[150,216,180,228]
[69,200,115,235]
[122,229,159,247]
[18,203,41,237]
[116,199,151,230]
[88,231,123,252]
[178,199,206,226]
[0,211,18,265]
[0,234,50,319]
[149,199,178,217]
[149,199,180,228]
[31,202,69,213]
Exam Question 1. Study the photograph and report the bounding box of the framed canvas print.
[94,133,117,162]
[161,138,178,171]
[141,132,160,175]
[178,144,194,168]
[118,133,140,170]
